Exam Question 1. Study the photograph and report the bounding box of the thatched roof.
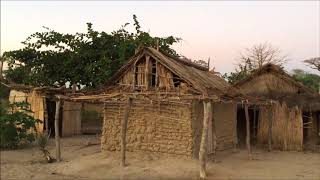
[3,83,70,95]
[233,63,315,95]
[106,47,230,96]
[233,63,320,110]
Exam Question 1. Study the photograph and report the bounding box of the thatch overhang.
[101,47,230,97]
[4,83,71,97]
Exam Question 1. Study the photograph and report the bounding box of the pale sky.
[1,1,319,74]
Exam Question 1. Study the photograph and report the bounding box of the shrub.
[35,131,55,163]
[0,101,41,149]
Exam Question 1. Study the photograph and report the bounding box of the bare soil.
[1,135,320,180]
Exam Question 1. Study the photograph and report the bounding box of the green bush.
[0,101,41,149]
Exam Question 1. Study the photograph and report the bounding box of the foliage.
[291,69,320,92]
[0,101,41,149]
[3,15,180,89]
[223,58,254,84]
[0,83,10,100]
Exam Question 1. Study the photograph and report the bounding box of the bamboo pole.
[268,106,273,152]
[121,97,132,167]
[55,98,61,162]
[199,101,211,179]
[245,104,252,160]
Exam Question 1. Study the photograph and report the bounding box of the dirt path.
[1,135,320,179]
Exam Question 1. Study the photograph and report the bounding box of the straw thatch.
[233,63,320,110]
[257,102,303,151]
[103,47,230,97]
[233,63,315,96]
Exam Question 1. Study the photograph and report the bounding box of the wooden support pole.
[199,101,211,179]
[253,106,256,144]
[268,106,273,152]
[72,83,77,94]
[245,104,252,160]
[121,97,132,167]
[55,98,61,162]
[145,55,150,90]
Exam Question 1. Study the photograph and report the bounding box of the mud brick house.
[73,47,245,158]
[233,64,320,151]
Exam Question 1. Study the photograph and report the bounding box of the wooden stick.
[268,106,273,152]
[0,60,3,81]
[212,106,217,163]
[199,101,211,179]
[245,104,252,160]
[121,97,132,167]
[44,98,49,134]
[55,98,61,162]
[253,106,256,144]
[145,55,150,90]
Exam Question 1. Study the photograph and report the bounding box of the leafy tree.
[0,102,41,149]
[291,69,320,92]
[3,15,180,89]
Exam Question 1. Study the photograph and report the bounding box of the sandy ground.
[1,135,320,180]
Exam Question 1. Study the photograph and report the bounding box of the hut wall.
[213,103,237,150]
[191,101,237,158]
[257,102,303,151]
[62,101,82,137]
[8,90,45,132]
[81,103,103,134]
[28,91,45,132]
[310,112,320,144]
[191,100,203,158]
[101,99,193,156]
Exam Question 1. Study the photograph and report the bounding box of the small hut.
[73,47,242,158]
[7,84,84,137]
[233,64,320,150]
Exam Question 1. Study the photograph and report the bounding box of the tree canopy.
[3,15,180,89]
[223,42,287,84]
[291,69,320,92]
[304,57,320,72]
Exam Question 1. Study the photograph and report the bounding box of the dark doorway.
[45,99,62,136]
[237,106,260,147]
[303,111,313,145]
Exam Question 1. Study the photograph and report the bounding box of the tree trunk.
[55,99,61,162]
[268,106,273,152]
[121,97,132,167]
[72,83,77,94]
[0,60,3,81]
[199,101,211,179]
[245,105,252,160]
